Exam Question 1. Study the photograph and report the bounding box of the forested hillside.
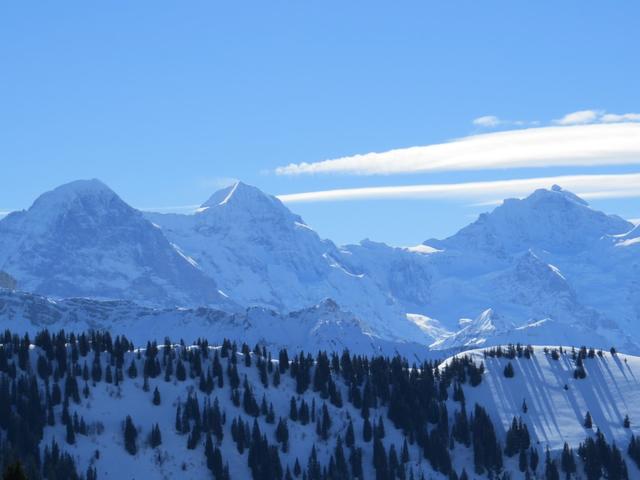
[0,330,637,479]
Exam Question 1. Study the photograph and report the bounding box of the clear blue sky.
[1,1,639,245]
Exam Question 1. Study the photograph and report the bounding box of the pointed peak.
[201,181,273,208]
[198,182,302,225]
[472,308,509,331]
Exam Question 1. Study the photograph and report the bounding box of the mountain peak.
[33,178,115,203]
[429,186,632,254]
[21,179,127,226]
[201,182,273,208]
[0,179,229,307]
[36,178,115,203]
[528,184,589,207]
[198,182,303,225]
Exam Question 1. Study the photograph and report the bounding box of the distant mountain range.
[0,179,638,354]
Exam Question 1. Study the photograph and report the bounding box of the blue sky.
[1,1,639,245]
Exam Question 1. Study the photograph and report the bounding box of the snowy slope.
[11,337,640,480]
[0,180,232,309]
[17,340,447,480]
[0,289,434,360]
[443,346,640,455]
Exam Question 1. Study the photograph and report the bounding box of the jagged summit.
[193,181,308,234]
[199,181,296,217]
[201,181,261,207]
[426,186,632,254]
[521,183,590,209]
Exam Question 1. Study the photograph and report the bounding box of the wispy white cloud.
[472,115,501,127]
[277,172,640,204]
[276,123,640,176]
[0,211,10,218]
[553,109,640,126]
[630,218,640,225]
[553,109,602,125]
[138,204,201,213]
[601,113,640,123]
[472,115,536,129]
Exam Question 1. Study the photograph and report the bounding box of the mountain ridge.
[0,179,638,355]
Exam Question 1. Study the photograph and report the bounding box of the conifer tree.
[530,447,540,472]
[124,415,138,455]
[503,362,515,378]
[345,419,355,449]
[373,436,389,480]
[363,418,373,442]
[152,386,161,405]
[3,461,28,480]
[584,411,593,428]
[519,448,528,473]
[628,435,640,468]
[275,418,289,452]
[149,423,162,448]
[321,404,332,440]
[127,359,137,378]
[560,442,576,478]
[544,448,559,480]
[375,416,385,439]
[66,420,76,445]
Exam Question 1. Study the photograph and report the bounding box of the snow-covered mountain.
[0,180,232,309]
[423,186,637,351]
[346,185,638,352]
[426,184,632,256]
[145,182,429,345]
[0,179,638,355]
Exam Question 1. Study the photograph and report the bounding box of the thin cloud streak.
[138,204,201,213]
[275,123,640,176]
[472,115,501,127]
[277,173,640,204]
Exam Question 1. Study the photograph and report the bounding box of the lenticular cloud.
[275,123,640,176]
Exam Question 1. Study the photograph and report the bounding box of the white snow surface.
[33,346,443,479]
[442,346,640,456]
[21,343,640,479]
[0,290,435,361]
